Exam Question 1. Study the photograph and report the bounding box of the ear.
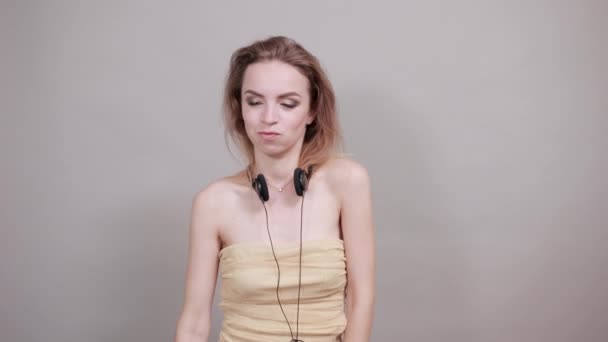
[306,111,315,125]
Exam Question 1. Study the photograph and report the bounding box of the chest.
[220,179,342,246]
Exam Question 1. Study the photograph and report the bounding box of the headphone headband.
[248,164,313,202]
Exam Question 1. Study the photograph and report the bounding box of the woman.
[175,36,375,342]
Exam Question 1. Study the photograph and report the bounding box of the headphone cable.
[261,193,305,342]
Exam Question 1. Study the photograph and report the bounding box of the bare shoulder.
[192,178,228,212]
[190,171,248,232]
[323,156,372,195]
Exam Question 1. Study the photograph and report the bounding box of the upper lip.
[259,131,279,134]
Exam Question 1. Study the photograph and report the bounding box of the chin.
[254,144,288,157]
[260,147,286,157]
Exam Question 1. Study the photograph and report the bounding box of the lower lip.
[259,133,280,141]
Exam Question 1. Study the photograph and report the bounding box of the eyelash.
[247,100,298,109]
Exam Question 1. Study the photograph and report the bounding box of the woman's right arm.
[175,185,223,342]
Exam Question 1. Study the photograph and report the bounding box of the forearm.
[175,313,210,342]
[342,298,374,342]
[175,330,207,342]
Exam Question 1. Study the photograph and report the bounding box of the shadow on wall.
[339,86,476,341]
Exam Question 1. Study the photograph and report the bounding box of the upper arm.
[335,159,376,305]
[176,183,223,337]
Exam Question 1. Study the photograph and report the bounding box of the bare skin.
[175,60,375,342]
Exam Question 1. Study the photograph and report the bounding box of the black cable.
[261,192,305,342]
[295,191,304,341]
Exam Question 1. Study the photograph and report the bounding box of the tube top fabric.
[217,239,348,342]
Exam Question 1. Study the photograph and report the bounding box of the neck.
[250,151,301,190]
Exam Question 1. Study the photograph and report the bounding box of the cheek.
[241,109,256,131]
[288,108,312,129]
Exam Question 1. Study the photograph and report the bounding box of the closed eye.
[246,101,298,109]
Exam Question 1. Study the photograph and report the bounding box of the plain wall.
[2,1,607,341]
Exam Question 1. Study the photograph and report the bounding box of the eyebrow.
[243,89,301,99]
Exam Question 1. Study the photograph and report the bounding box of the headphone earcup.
[294,167,308,196]
[253,174,269,202]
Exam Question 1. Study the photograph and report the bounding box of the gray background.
[2,1,607,341]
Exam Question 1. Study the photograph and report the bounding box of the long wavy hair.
[222,36,345,175]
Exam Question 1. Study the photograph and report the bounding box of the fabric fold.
[218,239,348,342]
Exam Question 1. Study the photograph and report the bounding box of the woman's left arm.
[336,160,376,342]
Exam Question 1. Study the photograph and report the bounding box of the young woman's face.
[241,60,314,158]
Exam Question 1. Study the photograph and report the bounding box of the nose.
[261,103,279,124]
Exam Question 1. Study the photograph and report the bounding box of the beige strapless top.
[218,239,348,342]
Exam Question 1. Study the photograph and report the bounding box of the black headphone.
[247,164,313,342]
[250,166,312,202]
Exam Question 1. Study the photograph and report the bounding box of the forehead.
[242,60,309,96]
